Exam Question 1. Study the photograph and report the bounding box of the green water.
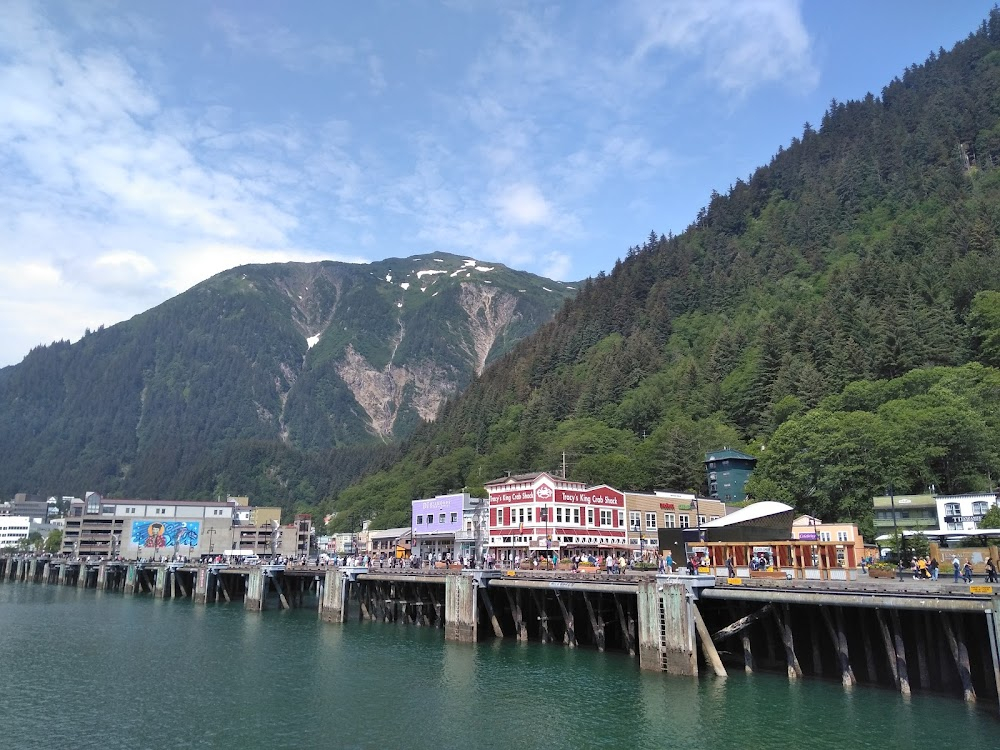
[0,583,995,750]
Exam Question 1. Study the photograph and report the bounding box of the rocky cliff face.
[0,252,575,496]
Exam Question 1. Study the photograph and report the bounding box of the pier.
[3,554,999,711]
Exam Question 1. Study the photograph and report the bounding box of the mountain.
[329,12,1000,534]
[0,253,575,501]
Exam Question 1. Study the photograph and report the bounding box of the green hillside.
[0,254,572,509]
[329,12,1000,536]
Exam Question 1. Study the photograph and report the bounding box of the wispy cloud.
[210,10,355,71]
[630,0,818,95]
[0,1,358,366]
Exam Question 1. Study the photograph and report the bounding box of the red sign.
[489,489,536,505]
[556,486,624,507]
[659,502,675,510]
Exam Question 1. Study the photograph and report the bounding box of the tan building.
[62,493,305,560]
[623,491,728,556]
[792,514,864,567]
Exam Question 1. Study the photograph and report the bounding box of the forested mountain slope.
[330,12,1000,535]
[0,254,573,503]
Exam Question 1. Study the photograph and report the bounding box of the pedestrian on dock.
[985,557,997,583]
[929,556,939,580]
[952,555,961,582]
[963,560,974,583]
[726,556,736,578]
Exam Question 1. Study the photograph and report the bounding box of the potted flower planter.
[867,567,896,579]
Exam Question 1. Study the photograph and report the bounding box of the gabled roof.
[704,448,757,462]
[485,472,553,487]
[701,501,793,528]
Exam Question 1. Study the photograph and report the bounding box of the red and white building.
[485,472,626,560]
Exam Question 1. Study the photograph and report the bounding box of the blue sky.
[0,0,995,368]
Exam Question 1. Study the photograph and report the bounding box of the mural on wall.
[131,521,200,549]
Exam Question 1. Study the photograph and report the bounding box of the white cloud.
[494,183,553,226]
[0,3,363,366]
[631,0,818,95]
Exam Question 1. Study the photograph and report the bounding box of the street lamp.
[888,482,901,562]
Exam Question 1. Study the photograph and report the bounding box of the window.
[587,508,594,525]
[973,501,989,516]
[948,522,963,530]
[618,511,624,527]
[710,516,719,521]
[837,531,849,542]
[556,507,563,523]
[679,515,689,528]
[438,513,445,524]
[600,509,612,526]
[629,512,640,531]
[698,515,706,525]
[664,513,675,528]
[527,508,533,523]
[416,515,423,525]
[645,512,657,530]
[573,508,580,524]
[450,513,457,523]
[945,503,961,516]
[820,531,831,542]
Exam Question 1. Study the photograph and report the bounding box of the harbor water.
[0,582,995,749]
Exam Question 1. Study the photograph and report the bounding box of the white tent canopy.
[700,501,794,528]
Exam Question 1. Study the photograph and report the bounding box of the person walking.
[952,555,961,583]
[929,556,939,581]
[726,555,736,578]
[963,559,974,584]
[986,557,997,583]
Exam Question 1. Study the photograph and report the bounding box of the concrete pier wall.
[320,569,347,623]
[444,575,476,643]
[245,569,265,611]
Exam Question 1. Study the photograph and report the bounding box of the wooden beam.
[889,610,911,696]
[613,594,635,656]
[582,592,605,652]
[943,613,977,703]
[554,591,576,647]
[861,610,877,682]
[479,587,504,638]
[711,604,774,642]
[915,612,930,689]
[693,604,727,679]
[271,573,291,610]
[820,606,855,687]
[531,590,550,643]
[773,605,803,680]
[876,609,899,690]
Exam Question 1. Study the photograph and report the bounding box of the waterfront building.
[624,491,727,558]
[485,473,626,561]
[411,492,484,561]
[1,493,58,519]
[791,514,864,567]
[935,492,999,530]
[367,526,411,558]
[60,493,303,559]
[872,493,938,534]
[704,448,757,503]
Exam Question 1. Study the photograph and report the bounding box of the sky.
[0,0,996,368]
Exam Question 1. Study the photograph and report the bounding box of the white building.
[936,492,998,530]
[0,516,32,548]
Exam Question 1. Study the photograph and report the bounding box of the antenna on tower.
[562,452,567,479]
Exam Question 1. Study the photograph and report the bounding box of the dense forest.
[327,12,1000,538]
[0,254,571,512]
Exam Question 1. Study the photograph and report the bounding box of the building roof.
[701,501,794,528]
[368,526,411,540]
[485,472,553,486]
[704,448,757,463]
